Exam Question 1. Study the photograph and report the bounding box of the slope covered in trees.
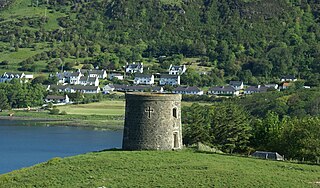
[0,0,320,85]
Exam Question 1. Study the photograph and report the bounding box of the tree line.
[182,87,320,162]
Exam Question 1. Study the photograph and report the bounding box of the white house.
[264,84,279,90]
[0,72,26,83]
[159,74,180,86]
[134,74,154,85]
[79,76,99,86]
[280,75,297,82]
[55,71,72,84]
[69,72,83,85]
[79,69,107,79]
[47,85,100,94]
[229,81,244,91]
[208,86,239,96]
[172,86,203,95]
[102,84,115,94]
[108,73,124,80]
[45,95,70,104]
[244,85,269,95]
[125,62,143,74]
[169,64,187,75]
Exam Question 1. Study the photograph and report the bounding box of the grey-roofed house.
[102,84,115,94]
[134,74,154,85]
[244,85,269,95]
[70,72,83,85]
[229,81,244,91]
[55,71,72,84]
[125,62,143,74]
[252,151,284,161]
[159,74,180,86]
[108,73,124,80]
[280,75,297,82]
[112,84,163,93]
[47,85,100,94]
[45,95,70,104]
[264,84,279,90]
[169,64,187,75]
[126,85,163,93]
[79,69,107,79]
[172,86,203,95]
[79,76,99,86]
[0,72,26,83]
[208,86,239,96]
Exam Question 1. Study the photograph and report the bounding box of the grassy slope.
[0,150,319,187]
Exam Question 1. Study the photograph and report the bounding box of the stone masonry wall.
[122,93,182,150]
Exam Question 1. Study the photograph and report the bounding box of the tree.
[182,104,214,146]
[0,90,10,110]
[211,103,252,153]
[32,75,47,85]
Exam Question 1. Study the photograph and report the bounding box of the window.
[173,108,177,118]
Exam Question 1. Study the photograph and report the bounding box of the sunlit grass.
[0,150,319,187]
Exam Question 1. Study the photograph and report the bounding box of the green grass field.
[57,100,126,116]
[0,150,319,187]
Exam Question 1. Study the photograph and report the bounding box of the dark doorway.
[173,132,179,148]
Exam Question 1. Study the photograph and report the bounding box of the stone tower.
[122,93,182,150]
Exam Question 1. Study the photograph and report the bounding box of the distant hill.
[0,0,320,85]
[0,150,319,187]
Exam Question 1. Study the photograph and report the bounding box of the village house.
[69,72,83,85]
[47,85,100,94]
[244,85,269,95]
[280,75,297,82]
[125,62,143,74]
[55,71,72,84]
[134,74,154,85]
[172,86,203,95]
[229,81,244,91]
[159,74,180,86]
[108,73,124,80]
[111,84,163,93]
[79,69,107,79]
[45,95,70,104]
[168,64,187,75]
[208,86,239,96]
[79,76,99,86]
[126,85,163,93]
[102,84,115,94]
[264,84,279,90]
[0,72,26,83]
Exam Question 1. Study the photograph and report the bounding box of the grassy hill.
[0,150,319,187]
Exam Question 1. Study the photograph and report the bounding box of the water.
[0,120,123,174]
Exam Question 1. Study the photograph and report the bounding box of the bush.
[49,108,60,115]
[60,111,67,115]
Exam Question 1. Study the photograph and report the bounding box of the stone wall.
[122,93,182,150]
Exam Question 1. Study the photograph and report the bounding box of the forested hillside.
[1,0,320,85]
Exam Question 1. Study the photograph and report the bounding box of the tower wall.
[122,93,182,150]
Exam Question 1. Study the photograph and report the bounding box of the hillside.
[0,0,320,85]
[0,150,320,187]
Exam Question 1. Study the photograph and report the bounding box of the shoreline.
[0,116,124,130]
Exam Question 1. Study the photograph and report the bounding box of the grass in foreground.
[0,150,319,187]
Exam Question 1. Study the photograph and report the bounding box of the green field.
[57,100,125,116]
[0,150,319,187]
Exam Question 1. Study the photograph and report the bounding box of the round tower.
[122,93,182,150]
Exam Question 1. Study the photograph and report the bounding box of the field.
[57,100,125,116]
[0,149,319,187]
